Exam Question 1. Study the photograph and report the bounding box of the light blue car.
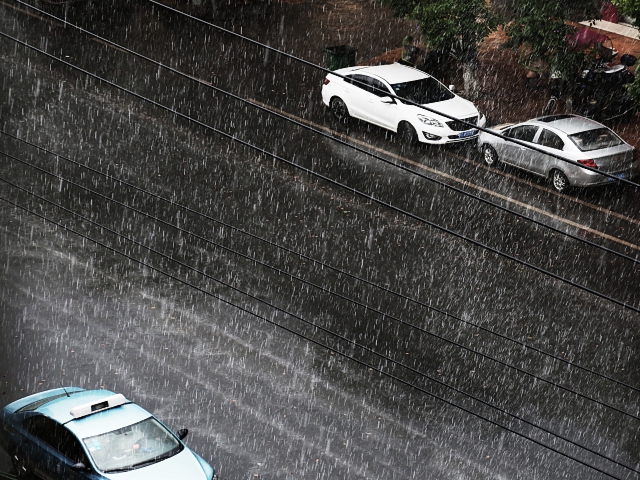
[0,387,217,479]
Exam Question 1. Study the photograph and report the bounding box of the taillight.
[323,77,330,85]
[578,159,598,169]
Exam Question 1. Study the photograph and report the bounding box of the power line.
[5,145,639,424]
[1,31,639,318]
[2,6,638,475]
[145,0,640,189]
[8,0,640,272]
[4,133,640,402]
[0,185,631,480]
[3,20,640,403]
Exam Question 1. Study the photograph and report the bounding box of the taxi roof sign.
[69,393,128,419]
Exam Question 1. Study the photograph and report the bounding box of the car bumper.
[418,115,487,145]
[566,163,638,187]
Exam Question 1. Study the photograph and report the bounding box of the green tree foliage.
[505,0,601,82]
[611,0,640,105]
[611,0,640,21]
[381,0,498,94]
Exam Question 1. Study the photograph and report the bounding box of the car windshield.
[569,127,623,151]
[83,417,182,473]
[390,77,454,105]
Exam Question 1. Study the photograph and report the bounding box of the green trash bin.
[324,45,357,70]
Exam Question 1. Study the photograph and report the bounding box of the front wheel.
[550,169,570,193]
[11,449,31,479]
[482,145,499,166]
[398,122,418,146]
[330,97,349,123]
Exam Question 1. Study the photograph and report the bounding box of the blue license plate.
[608,172,626,181]
[459,129,477,138]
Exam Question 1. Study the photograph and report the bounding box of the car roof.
[529,114,607,135]
[26,388,152,438]
[333,63,429,84]
[34,389,124,423]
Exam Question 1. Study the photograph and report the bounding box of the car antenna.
[61,383,70,397]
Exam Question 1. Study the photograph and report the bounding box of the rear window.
[569,128,623,152]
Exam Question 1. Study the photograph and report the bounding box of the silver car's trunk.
[592,147,634,173]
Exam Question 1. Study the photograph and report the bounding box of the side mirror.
[379,96,395,104]
[177,428,189,440]
[448,85,455,92]
[70,462,88,471]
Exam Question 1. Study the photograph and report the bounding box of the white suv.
[321,63,486,145]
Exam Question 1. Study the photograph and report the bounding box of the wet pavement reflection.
[1,1,639,479]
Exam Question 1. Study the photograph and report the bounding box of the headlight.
[417,115,443,127]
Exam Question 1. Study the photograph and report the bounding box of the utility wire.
[3,22,640,406]
[9,0,640,271]
[5,146,639,423]
[3,5,629,474]
[4,131,640,401]
[0,183,632,480]
[2,30,639,318]
[145,0,640,189]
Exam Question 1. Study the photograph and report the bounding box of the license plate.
[458,129,477,138]
[608,172,626,181]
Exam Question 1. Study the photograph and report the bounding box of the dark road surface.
[1,1,640,479]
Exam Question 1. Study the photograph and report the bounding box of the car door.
[343,74,374,121]
[23,415,96,480]
[500,125,539,171]
[532,128,566,176]
[366,77,399,130]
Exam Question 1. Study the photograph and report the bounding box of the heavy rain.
[1,0,639,479]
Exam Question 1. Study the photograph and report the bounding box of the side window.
[507,125,538,142]
[369,78,390,97]
[24,416,88,464]
[536,128,565,150]
[347,74,370,92]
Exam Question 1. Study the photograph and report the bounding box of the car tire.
[11,449,31,479]
[550,169,570,193]
[330,97,349,123]
[398,122,418,146]
[482,145,499,167]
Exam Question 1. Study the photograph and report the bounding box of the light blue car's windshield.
[391,77,454,104]
[83,417,182,473]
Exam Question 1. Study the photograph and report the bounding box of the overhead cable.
[4,146,639,423]
[144,0,640,188]
[0,184,632,480]
[9,0,640,271]
[4,131,639,402]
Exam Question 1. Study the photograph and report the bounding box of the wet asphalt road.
[1,1,640,479]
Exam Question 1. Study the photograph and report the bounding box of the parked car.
[321,63,486,145]
[0,387,216,480]
[478,114,637,192]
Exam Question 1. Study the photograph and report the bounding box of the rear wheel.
[398,122,418,146]
[550,169,570,193]
[482,145,499,166]
[330,97,349,123]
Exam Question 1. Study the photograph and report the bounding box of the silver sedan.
[477,114,637,192]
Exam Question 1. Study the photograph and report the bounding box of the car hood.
[403,95,479,121]
[101,448,208,480]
